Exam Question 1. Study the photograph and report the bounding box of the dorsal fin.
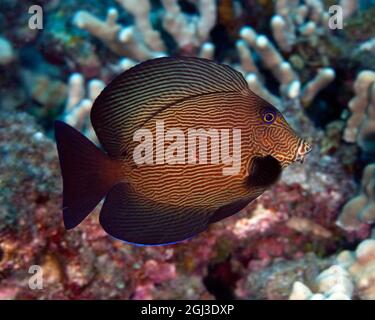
[91,57,249,157]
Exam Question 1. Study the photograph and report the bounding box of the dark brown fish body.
[55,57,311,245]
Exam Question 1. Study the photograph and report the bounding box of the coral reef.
[0,108,357,299]
[0,111,214,299]
[0,0,374,301]
[336,235,375,300]
[236,0,336,109]
[289,231,375,300]
[0,36,14,65]
[58,0,217,135]
[235,253,334,300]
[73,0,216,60]
[343,70,375,154]
[0,112,61,233]
[73,6,162,61]
[62,73,105,142]
[337,163,375,231]
[340,0,359,19]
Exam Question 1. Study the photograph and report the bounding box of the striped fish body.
[125,92,259,207]
[55,57,312,245]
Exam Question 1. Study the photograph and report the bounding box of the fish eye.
[261,110,276,124]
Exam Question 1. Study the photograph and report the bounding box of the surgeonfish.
[55,57,312,246]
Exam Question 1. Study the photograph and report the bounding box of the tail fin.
[55,121,121,229]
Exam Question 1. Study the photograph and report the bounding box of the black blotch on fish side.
[247,155,282,188]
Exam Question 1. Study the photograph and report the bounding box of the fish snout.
[295,140,312,163]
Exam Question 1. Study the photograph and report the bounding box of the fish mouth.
[295,140,312,163]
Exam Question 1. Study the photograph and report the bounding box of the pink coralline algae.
[143,260,177,284]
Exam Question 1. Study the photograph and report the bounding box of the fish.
[55,56,312,246]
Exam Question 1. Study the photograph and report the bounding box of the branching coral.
[357,37,375,55]
[343,70,375,153]
[62,73,105,142]
[289,265,353,300]
[336,236,375,300]
[73,0,216,61]
[0,105,358,299]
[337,163,375,231]
[236,0,336,109]
[340,0,359,19]
[235,252,335,300]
